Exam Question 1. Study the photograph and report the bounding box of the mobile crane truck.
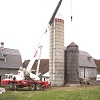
[2,0,63,91]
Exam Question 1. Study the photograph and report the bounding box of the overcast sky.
[0,0,100,62]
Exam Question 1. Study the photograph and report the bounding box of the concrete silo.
[49,18,64,86]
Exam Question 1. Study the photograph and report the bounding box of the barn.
[0,42,22,85]
[79,50,97,79]
[65,42,97,84]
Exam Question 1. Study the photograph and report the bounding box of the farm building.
[0,42,22,85]
[49,17,97,86]
[38,42,97,85]
[65,42,97,84]
[23,42,97,86]
[23,17,97,86]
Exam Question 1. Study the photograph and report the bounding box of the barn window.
[88,56,91,62]
[0,53,7,62]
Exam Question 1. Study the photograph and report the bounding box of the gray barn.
[79,50,97,79]
[65,42,97,84]
[0,42,22,85]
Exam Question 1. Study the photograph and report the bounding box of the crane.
[2,0,63,91]
[25,0,63,80]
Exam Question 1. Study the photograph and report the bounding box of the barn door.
[79,67,84,78]
[79,67,88,78]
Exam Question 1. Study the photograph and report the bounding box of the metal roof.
[79,50,97,68]
[1,48,20,55]
[0,48,22,69]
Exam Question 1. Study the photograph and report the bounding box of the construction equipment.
[2,0,63,91]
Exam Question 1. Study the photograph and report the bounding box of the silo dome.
[55,12,64,20]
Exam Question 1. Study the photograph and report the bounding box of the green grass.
[1,86,100,100]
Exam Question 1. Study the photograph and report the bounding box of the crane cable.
[70,0,74,42]
[70,0,73,22]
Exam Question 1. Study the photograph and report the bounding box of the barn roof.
[1,48,20,55]
[79,50,97,68]
[0,48,22,69]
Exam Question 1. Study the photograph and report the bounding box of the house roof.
[79,50,97,68]
[0,48,22,69]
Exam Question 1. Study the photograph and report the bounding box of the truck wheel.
[9,83,13,90]
[30,83,36,91]
[41,86,44,91]
[36,83,42,91]
[13,83,18,91]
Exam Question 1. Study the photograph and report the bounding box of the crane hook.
[71,16,73,22]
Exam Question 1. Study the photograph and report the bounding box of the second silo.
[49,18,64,86]
[65,42,79,84]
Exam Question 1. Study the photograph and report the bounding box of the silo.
[49,18,64,86]
[65,42,79,84]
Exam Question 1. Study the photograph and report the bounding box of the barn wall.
[79,67,97,79]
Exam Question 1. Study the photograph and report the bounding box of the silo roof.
[55,12,64,19]
[68,42,78,47]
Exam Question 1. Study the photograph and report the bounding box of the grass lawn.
[0,86,100,100]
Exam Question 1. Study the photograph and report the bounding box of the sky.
[0,0,100,62]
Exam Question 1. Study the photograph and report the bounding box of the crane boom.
[49,0,63,25]
[36,46,42,76]
[26,0,63,79]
